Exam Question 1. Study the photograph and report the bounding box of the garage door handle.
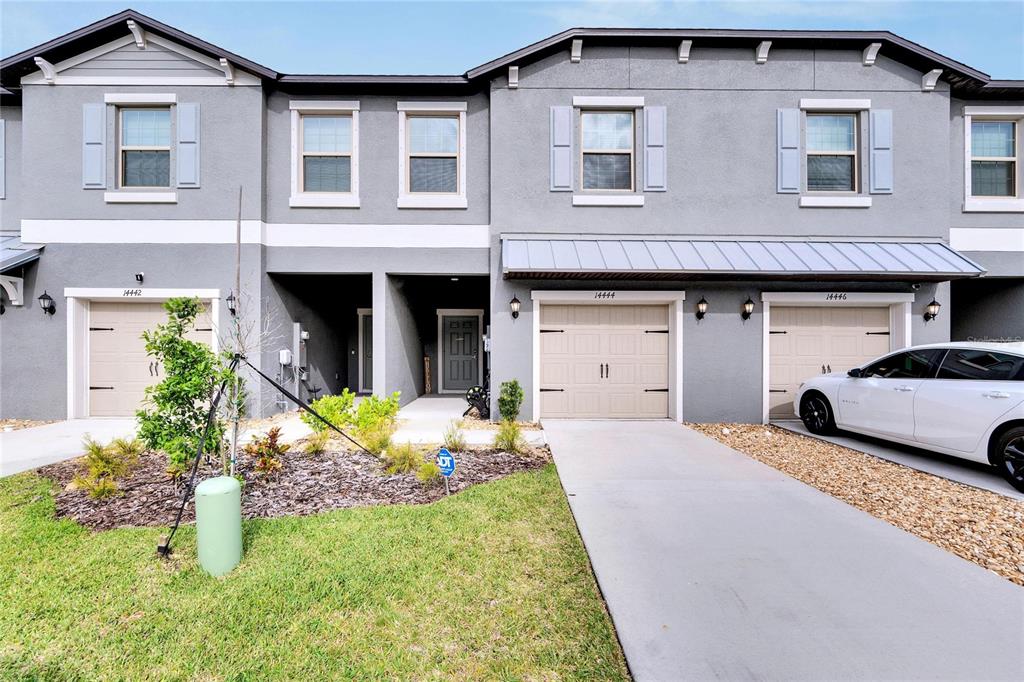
[604,363,609,378]
[984,391,1010,399]
[148,362,154,376]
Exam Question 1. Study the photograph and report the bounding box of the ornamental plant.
[244,426,289,477]
[136,297,234,478]
[353,392,402,455]
[301,391,356,433]
[498,380,524,422]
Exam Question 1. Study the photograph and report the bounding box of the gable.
[63,40,223,79]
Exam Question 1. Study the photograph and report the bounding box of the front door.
[442,315,480,392]
[360,313,373,392]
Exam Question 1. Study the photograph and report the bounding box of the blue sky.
[2,1,1022,78]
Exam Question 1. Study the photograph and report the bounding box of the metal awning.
[0,235,43,274]
[501,236,984,281]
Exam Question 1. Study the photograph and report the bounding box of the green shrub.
[72,436,141,499]
[498,380,524,422]
[302,430,331,456]
[493,420,525,454]
[109,437,145,459]
[383,441,423,475]
[243,426,289,477]
[353,392,401,455]
[442,419,467,452]
[81,476,119,500]
[302,391,355,433]
[416,460,442,485]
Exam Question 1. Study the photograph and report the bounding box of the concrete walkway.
[0,419,136,477]
[546,421,1024,681]
[775,419,1024,501]
[393,395,545,446]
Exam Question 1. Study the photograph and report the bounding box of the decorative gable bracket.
[219,58,235,86]
[126,19,146,49]
[570,39,582,63]
[862,43,881,66]
[922,69,943,91]
[33,57,56,84]
[755,41,772,64]
[0,275,24,306]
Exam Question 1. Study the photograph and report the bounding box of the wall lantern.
[509,295,521,320]
[741,297,755,321]
[38,290,56,316]
[695,296,709,321]
[924,299,941,322]
[226,291,238,317]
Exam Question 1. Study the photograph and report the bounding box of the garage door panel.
[640,334,668,355]
[608,333,637,355]
[639,392,669,417]
[572,332,601,355]
[607,363,636,385]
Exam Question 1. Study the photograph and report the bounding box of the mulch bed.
[691,423,1024,587]
[37,441,551,532]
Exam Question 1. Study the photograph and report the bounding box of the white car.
[795,342,1024,492]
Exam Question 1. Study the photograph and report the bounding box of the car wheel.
[995,427,1024,493]
[800,392,836,435]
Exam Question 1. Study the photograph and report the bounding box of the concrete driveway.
[546,421,1024,681]
[0,419,136,476]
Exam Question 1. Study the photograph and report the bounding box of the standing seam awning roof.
[501,237,984,280]
[0,236,44,274]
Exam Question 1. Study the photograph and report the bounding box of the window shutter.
[869,109,893,194]
[550,106,573,191]
[0,120,5,200]
[776,108,800,194]
[643,106,667,192]
[82,103,106,189]
[176,103,200,188]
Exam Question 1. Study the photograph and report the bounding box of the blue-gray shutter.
[176,103,200,188]
[869,109,893,194]
[82,103,106,189]
[550,106,573,191]
[643,105,667,192]
[0,119,5,199]
[776,108,800,193]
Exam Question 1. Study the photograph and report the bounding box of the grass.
[0,465,627,680]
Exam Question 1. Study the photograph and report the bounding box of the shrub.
[442,419,467,452]
[383,441,423,475]
[416,460,442,485]
[81,476,119,500]
[498,380,524,422]
[353,392,401,455]
[136,297,234,477]
[243,426,289,477]
[72,436,141,499]
[493,420,525,454]
[302,430,331,456]
[109,437,145,460]
[302,391,356,433]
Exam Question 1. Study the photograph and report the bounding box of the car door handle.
[893,385,914,392]
[983,391,1011,399]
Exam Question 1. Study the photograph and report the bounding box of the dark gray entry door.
[442,315,480,391]
[361,314,373,392]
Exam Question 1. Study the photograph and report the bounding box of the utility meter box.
[278,349,293,366]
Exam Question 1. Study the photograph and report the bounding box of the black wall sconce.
[509,295,521,320]
[38,290,56,316]
[924,299,941,322]
[226,291,237,317]
[135,272,144,283]
[695,296,708,321]
[741,297,755,321]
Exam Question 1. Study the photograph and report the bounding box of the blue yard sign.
[436,448,456,477]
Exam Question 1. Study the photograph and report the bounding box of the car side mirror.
[847,368,863,378]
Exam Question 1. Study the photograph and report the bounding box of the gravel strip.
[0,419,57,432]
[690,423,1024,587]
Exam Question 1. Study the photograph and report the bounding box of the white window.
[806,113,857,193]
[397,102,467,209]
[119,107,171,188]
[289,101,359,208]
[970,120,1016,197]
[580,111,634,191]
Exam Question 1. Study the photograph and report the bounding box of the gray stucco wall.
[20,84,264,221]
[1,105,22,231]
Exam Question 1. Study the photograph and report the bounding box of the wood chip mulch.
[459,412,542,431]
[690,423,1024,587]
[36,441,551,532]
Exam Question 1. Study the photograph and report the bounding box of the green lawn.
[0,465,627,681]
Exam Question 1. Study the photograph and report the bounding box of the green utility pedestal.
[195,476,242,576]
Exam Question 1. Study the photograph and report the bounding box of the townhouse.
[0,10,1021,424]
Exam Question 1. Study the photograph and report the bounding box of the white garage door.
[539,304,670,419]
[769,306,890,418]
[89,301,213,417]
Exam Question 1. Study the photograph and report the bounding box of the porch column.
[372,270,386,398]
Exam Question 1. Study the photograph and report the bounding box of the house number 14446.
[825,293,848,301]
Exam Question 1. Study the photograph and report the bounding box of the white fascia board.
[572,194,645,206]
[800,99,871,111]
[397,101,467,112]
[572,96,645,108]
[104,93,177,104]
[531,290,685,303]
[64,287,221,300]
[964,106,1024,116]
[950,227,1024,252]
[290,100,360,111]
[28,76,243,86]
[761,292,914,304]
[104,191,177,203]
[799,196,872,208]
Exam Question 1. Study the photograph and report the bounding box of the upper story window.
[119,108,171,188]
[805,113,857,193]
[580,111,634,191]
[301,114,353,193]
[289,100,360,208]
[970,120,1017,197]
[397,102,467,209]
[406,115,459,194]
